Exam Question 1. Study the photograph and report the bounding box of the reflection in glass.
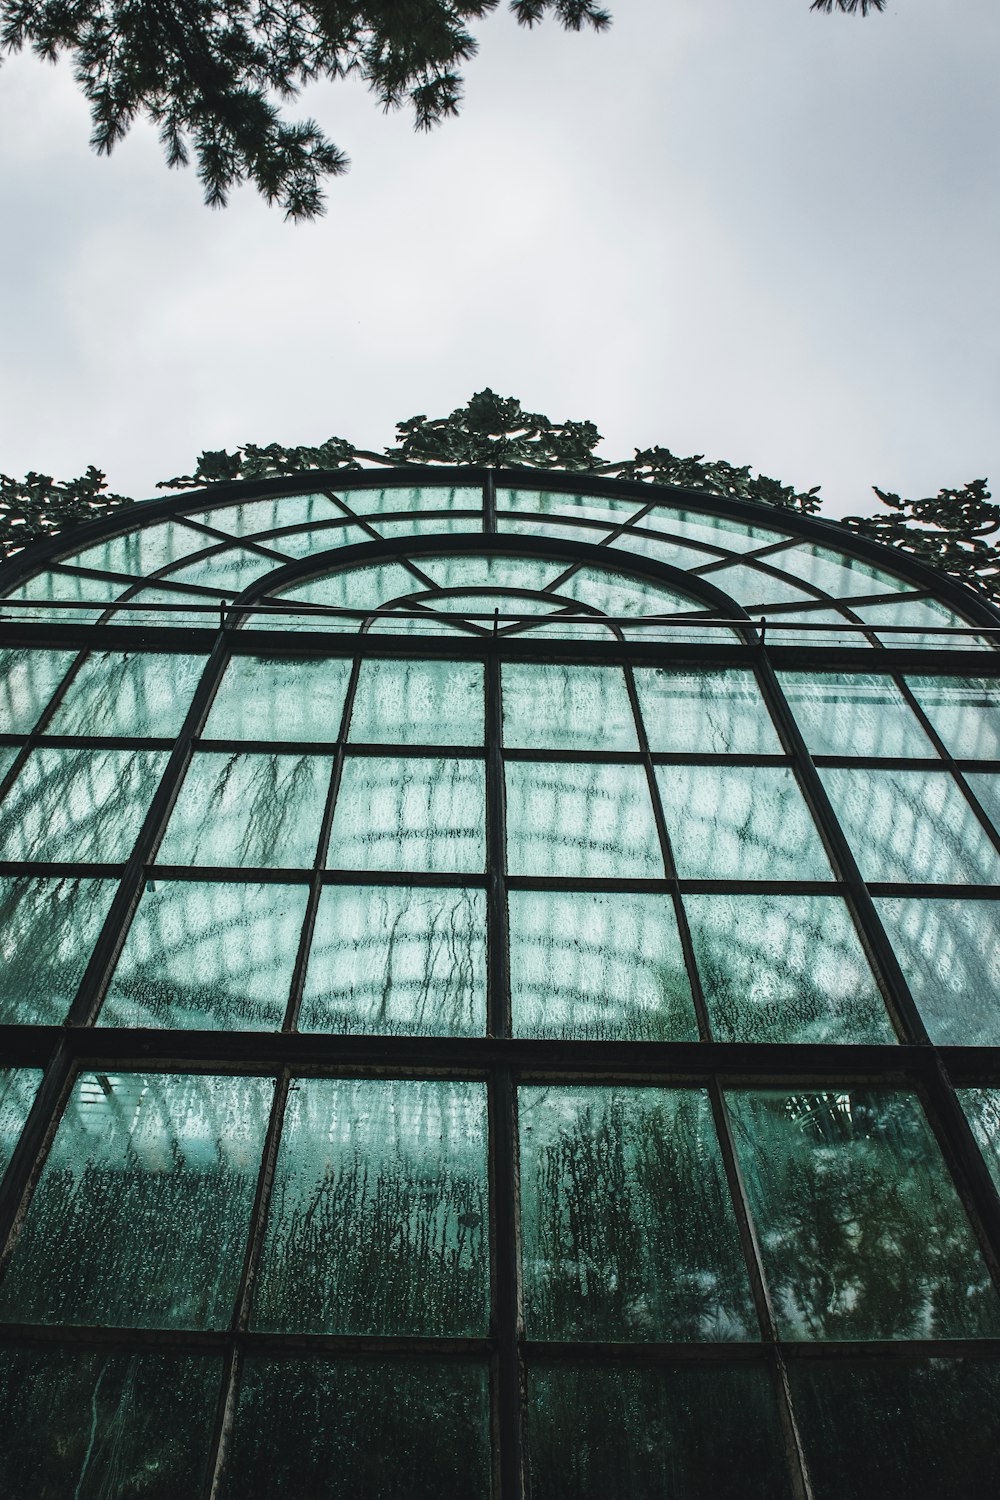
[505,761,663,877]
[876,897,1000,1044]
[0,748,168,862]
[350,659,484,746]
[634,667,780,753]
[46,652,205,738]
[68,520,209,577]
[789,1359,1000,1500]
[686,894,892,1043]
[158,752,331,867]
[300,885,486,1035]
[102,881,309,1029]
[779,673,934,759]
[820,768,1000,884]
[0,648,75,733]
[519,1087,755,1340]
[0,877,116,1024]
[0,1069,42,1178]
[502,663,638,751]
[657,765,831,880]
[0,1348,221,1500]
[905,676,1000,760]
[204,655,352,741]
[727,1089,1000,1338]
[328,756,485,873]
[223,1358,490,1500]
[253,1079,488,1335]
[529,1365,792,1500]
[509,890,695,1040]
[958,1088,1000,1195]
[0,1072,273,1328]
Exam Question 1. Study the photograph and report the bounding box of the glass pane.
[607,526,719,571]
[519,1086,755,1340]
[0,748,167,862]
[0,877,116,1024]
[553,565,698,619]
[499,487,644,528]
[905,675,1000,760]
[966,772,1000,838]
[656,765,831,880]
[529,1365,792,1500]
[763,607,872,649]
[418,554,564,594]
[350,659,484,746]
[0,1070,42,1178]
[703,561,818,608]
[223,1358,490,1500]
[253,1079,488,1335]
[958,1088,1000,1195]
[301,884,485,1036]
[166,545,275,594]
[204,656,352,741]
[509,890,696,1040]
[634,667,781,753]
[277,561,418,620]
[502,663,638,751]
[0,745,19,783]
[789,1358,1000,1500]
[328,756,485,873]
[0,648,75,733]
[876,897,1000,1045]
[772,542,910,598]
[372,513,483,539]
[264,521,371,557]
[820,768,1000,884]
[640,506,784,552]
[2,570,122,626]
[854,596,986,649]
[0,1348,221,1500]
[101,880,309,1030]
[68,520,209,576]
[185,492,335,536]
[0,1072,273,1328]
[505,761,662,878]
[727,1089,1000,1338]
[46,652,206,738]
[157,752,331,868]
[686,894,892,1043]
[779,672,936,759]
[340,485,482,517]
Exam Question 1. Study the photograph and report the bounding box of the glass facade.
[0,469,998,1498]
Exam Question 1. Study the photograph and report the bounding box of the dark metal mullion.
[321,489,442,594]
[917,1059,1000,1298]
[752,650,930,1046]
[537,505,658,593]
[622,659,713,1043]
[891,681,1000,860]
[203,1067,291,1500]
[281,656,362,1032]
[708,1081,814,1500]
[0,638,99,804]
[65,633,234,1027]
[689,536,811,575]
[484,472,497,534]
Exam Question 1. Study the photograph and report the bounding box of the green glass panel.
[341,485,482,516]
[820,768,1000,884]
[277,561,418,621]
[300,885,486,1036]
[904,675,1000,760]
[519,1086,755,1340]
[607,526,719,571]
[419,554,564,594]
[350,659,484,746]
[372,513,483,539]
[529,1365,792,1500]
[0,1348,221,1500]
[2,571,120,624]
[167,545,275,594]
[773,542,910,598]
[185,492,334,535]
[101,880,309,1030]
[702,561,817,608]
[789,1358,1000,1500]
[0,745,19,782]
[967,771,1000,836]
[498,487,644,528]
[553,566,699,619]
[157,752,331,868]
[0,1070,42,1178]
[0,1071,273,1328]
[763,607,872,649]
[634,667,781,753]
[0,877,116,1024]
[686,894,892,1044]
[223,1358,490,1500]
[498,513,617,547]
[68,520,209,576]
[204,655,352,741]
[727,1089,1000,1338]
[876,897,1000,1044]
[959,1088,1000,1195]
[109,583,226,626]
[509,890,696,1040]
[656,765,831,880]
[505,761,663,878]
[502,663,638,751]
[261,520,371,557]
[854,596,986,649]
[0,648,75,733]
[253,1079,488,1335]
[0,748,167,862]
[640,506,785,552]
[328,756,485,873]
[779,672,936,758]
[46,652,205,738]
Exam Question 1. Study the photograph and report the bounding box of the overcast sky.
[0,0,997,518]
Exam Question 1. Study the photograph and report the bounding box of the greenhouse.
[0,467,998,1497]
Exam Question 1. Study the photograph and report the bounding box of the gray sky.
[0,0,997,518]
